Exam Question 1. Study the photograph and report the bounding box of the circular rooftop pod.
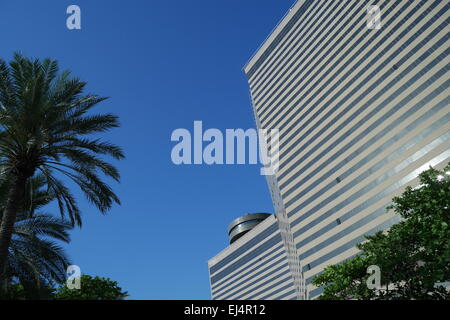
[227,213,271,245]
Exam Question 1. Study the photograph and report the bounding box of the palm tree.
[2,215,72,299]
[0,175,72,299]
[0,53,124,276]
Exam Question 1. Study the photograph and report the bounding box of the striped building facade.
[208,215,298,300]
[244,0,450,299]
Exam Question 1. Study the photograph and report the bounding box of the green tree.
[54,274,128,300]
[312,163,450,300]
[0,174,72,299]
[0,53,124,276]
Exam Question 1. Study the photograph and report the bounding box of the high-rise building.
[208,214,298,300]
[242,0,450,299]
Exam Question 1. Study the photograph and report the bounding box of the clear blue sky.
[0,0,295,299]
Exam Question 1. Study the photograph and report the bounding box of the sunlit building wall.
[208,214,298,300]
[244,0,450,299]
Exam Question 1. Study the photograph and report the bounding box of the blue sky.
[0,0,295,299]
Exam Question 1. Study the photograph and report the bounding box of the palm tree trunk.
[0,174,27,278]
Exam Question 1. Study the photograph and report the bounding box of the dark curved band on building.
[227,213,271,244]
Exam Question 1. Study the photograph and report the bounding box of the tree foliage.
[0,53,124,274]
[54,274,128,300]
[0,175,72,299]
[312,163,450,300]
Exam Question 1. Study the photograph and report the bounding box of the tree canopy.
[0,53,124,276]
[312,163,450,300]
[54,274,128,300]
[0,174,72,299]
